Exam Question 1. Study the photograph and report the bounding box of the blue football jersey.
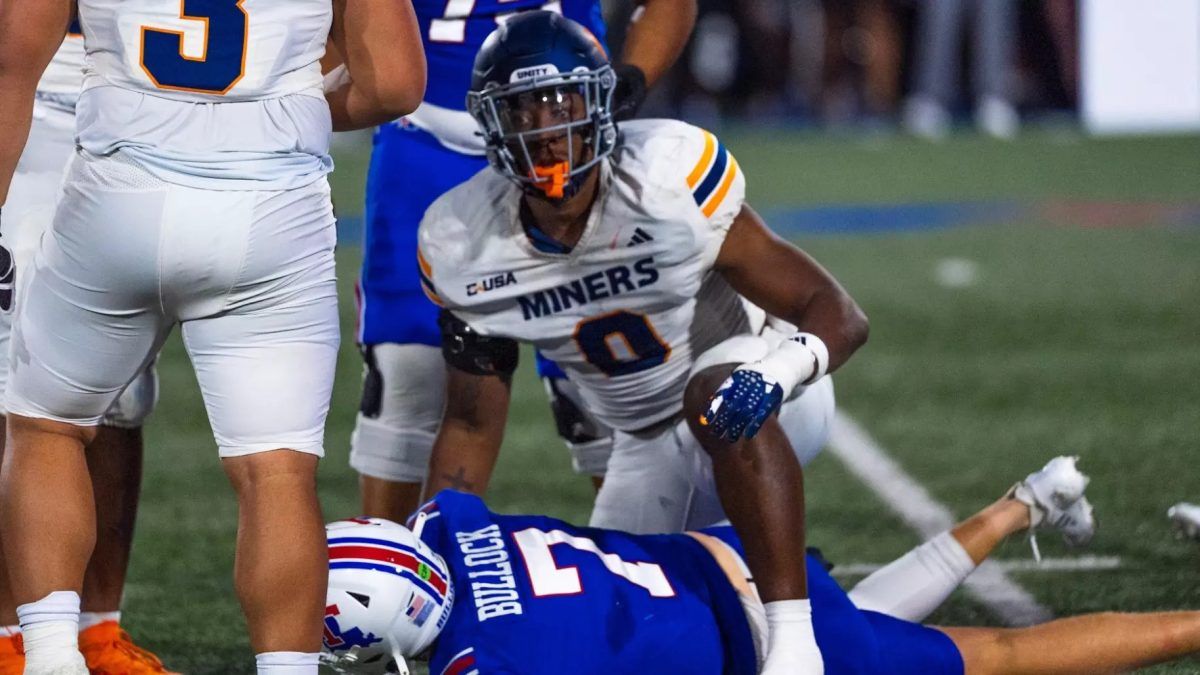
[417,490,758,675]
[413,0,608,110]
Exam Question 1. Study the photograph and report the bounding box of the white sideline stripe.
[832,555,1123,577]
[828,412,1054,626]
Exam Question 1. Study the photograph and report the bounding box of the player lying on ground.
[416,13,868,672]
[320,458,1200,675]
[0,1,423,674]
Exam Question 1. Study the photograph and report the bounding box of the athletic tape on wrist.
[789,332,829,385]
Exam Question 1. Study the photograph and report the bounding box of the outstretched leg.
[942,611,1200,674]
[849,457,1094,622]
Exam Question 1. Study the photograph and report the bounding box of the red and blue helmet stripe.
[328,536,450,603]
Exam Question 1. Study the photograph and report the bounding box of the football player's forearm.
[620,0,696,86]
[0,87,36,206]
[329,0,426,131]
[424,423,505,498]
[327,86,403,132]
[0,1,70,205]
[719,206,869,375]
[778,287,869,375]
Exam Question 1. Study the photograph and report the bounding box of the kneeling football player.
[417,12,868,672]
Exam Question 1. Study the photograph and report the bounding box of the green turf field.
[126,130,1200,673]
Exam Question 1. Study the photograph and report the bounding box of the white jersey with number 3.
[418,120,762,432]
[75,0,334,190]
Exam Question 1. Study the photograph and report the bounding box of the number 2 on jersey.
[513,528,676,598]
[429,0,564,43]
[141,0,248,94]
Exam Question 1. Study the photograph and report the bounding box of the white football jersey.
[74,0,334,189]
[36,34,85,107]
[418,119,764,431]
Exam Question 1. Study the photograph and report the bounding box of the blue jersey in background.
[414,0,607,111]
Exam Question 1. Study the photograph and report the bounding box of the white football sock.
[17,591,87,670]
[78,611,121,631]
[760,599,823,675]
[847,530,975,622]
[256,651,319,674]
[1,624,20,637]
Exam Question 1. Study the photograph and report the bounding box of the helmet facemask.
[470,65,618,200]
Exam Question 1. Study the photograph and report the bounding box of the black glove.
[0,210,14,314]
[611,63,648,122]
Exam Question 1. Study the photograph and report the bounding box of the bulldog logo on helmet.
[323,604,384,652]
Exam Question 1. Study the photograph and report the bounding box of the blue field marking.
[334,199,1197,245]
[760,201,1024,236]
[335,201,1020,245]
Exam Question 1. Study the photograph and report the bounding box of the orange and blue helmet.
[467,11,618,200]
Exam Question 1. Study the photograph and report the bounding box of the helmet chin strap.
[411,511,430,539]
[391,646,412,675]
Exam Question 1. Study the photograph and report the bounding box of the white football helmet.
[322,517,454,674]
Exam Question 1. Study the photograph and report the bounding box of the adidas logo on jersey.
[626,228,655,247]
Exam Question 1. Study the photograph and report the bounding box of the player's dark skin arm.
[685,204,867,604]
[326,0,426,132]
[422,366,513,501]
[0,0,71,205]
[620,0,697,87]
[716,204,869,371]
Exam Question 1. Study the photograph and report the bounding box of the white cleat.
[1168,502,1200,541]
[1010,456,1096,560]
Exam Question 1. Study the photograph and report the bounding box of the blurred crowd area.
[606,0,1078,137]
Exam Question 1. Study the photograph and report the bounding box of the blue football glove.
[700,368,784,442]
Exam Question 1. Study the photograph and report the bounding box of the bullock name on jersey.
[416,490,758,675]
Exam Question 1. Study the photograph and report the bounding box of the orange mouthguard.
[531,162,570,199]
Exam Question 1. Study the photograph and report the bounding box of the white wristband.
[748,332,829,399]
[790,332,829,384]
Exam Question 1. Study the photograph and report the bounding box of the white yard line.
[832,555,1123,577]
[828,412,1055,626]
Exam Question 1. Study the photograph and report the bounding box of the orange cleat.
[79,621,179,675]
[0,633,23,675]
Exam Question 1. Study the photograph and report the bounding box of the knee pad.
[100,361,159,429]
[350,343,446,482]
[542,375,613,477]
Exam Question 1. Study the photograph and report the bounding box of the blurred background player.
[417,13,869,673]
[0,22,169,675]
[0,1,424,673]
[902,0,1020,139]
[350,0,697,522]
[315,459,1198,675]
